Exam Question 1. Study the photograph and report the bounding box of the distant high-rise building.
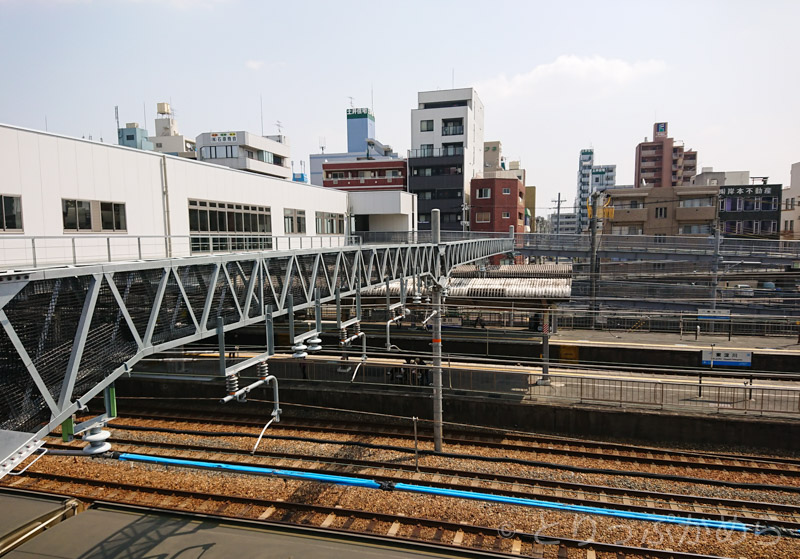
[408,88,484,231]
[117,122,154,151]
[634,122,697,188]
[575,148,615,232]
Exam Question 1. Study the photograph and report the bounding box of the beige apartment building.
[635,122,697,188]
[603,184,718,236]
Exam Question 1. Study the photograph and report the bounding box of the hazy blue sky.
[1,0,798,214]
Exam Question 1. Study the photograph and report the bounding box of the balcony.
[409,146,464,158]
[641,161,657,168]
[610,208,648,223]
[442,125,464,136]
[641,150,659,157]
[675,206,715,222]
[641,172,656,179]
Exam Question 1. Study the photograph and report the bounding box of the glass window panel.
[227,212,236,232]
[3,196,22,230]
[218,210,227,231]
[114,203,126,230]
[198,209,209,232]
[209,210,219,232]
[189,208,199,231]
[77,200,92,230]
[101,202,114,230]
[235,212,244,232]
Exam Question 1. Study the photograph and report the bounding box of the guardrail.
[0,234,359,270]
[267,359,800,417]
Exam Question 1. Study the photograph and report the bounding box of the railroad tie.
[387,521,401,537]
[410,525,422,539]
[364,519,377,532]
[557,544,567,558]
[531,543,544,558]
[320,513,336,528]
[432,528,444,542]
[452,530,464,546]
[585,550,596,559]
[510,539,521,555]
[340,517,355,530]
[258,506,276,520]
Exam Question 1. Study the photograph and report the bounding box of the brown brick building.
[635,122,698,188]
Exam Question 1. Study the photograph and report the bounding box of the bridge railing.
[0,234,361,270]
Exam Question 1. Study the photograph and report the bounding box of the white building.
[408,88,484,230]
[576,149,615,233]
[0,124,415,268]
[148,102,196,158]
[196,131,292,180]
[782,162,800,240]
[692,167,750,187]
[548,211,578,235]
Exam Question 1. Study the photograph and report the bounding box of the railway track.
[45,436,800,531]
[3,470,760,559]
[107,408,800,480]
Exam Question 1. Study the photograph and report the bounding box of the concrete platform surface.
[4,504,487,559]
[0,490,79,555]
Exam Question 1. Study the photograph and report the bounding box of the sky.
[1,0,798,216]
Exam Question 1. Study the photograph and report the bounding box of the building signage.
[346,108,374,117]
[210,132,238,143]
[719,186,772,195]
[655,122,667,137]
[697,309,731,320]
[701,350,752,367]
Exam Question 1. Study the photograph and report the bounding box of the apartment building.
[576,149,615,232]
[547,211,578,235]
[634,122,697,188]
[470,178,525,233]
[196,131,292,180]
[408,88,484,230]
[321,159,407,192]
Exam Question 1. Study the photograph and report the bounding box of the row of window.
[723,220,778,235]
[474,211,524,223]
[199,145,285,167]
[721,196,780,212]
[419,118,463,135]
[476,187,520,199]
[189,199,271,235]
[411,166,462,177]
[63,199,127,232]
[416,189,462,200]
[326,170,402,179]
[418,212,461,224]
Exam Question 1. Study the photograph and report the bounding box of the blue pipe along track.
[113,452,798,537]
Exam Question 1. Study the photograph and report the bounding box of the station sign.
[701,350,752,367]
[697,309,731,320]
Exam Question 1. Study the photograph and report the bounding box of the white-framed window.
[501,212,510,219]
[475,211,491,223]
[63,199,127,232]
[655,207,667,218]
[315,212,345,234]
[477,188,491,199]
[502,188,511,195]
[420,120,433,132]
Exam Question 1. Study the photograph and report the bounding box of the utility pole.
[431,209,443,453]
[710,198,722,334]
[551,193,566,237]
[589,191,600,327]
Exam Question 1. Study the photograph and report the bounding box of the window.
[156,143,163,148]
[502,188,511,195]
[420,144,434,156]
[100,202,127,231]
[0,194,23,231]
[477,188,491,199]
[655,207,667,218]
[62,199,93,231]
[475,212,491,223]
[188,199,272,252]
[200,145,238,159]
[441,213,460,223]
[284,208,306,234]
[501,212,510,219]
[315,211,345,234]
[629,200,640,209]
[418,191,433,200]
[654,234,666,244]
[418,213,430,224]
[386,170,402,178]
[679,197,713,207]
[411,166,462,177]
[327,171,345,180]
[125,134,134,141]
[680,224,712,235]
[420,120,433,132]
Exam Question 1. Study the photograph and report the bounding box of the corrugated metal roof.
[450,264,572,278]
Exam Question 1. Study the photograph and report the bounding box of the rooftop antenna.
[114,106,119,131]
[452,68,454,89]
[45,115,48,132]
[275,120,283,135]
[347,96,355,108]
[143,102,147,127]
[260,94,264,136]
[371,85,374,114]
[319,136,326,154]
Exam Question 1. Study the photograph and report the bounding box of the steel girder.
[0,238,512,471]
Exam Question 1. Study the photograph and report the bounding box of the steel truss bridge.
[0,237,512,472]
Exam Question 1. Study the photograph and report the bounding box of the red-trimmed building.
[322,159,407,192]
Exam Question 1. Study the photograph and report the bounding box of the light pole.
[461,203,470,235]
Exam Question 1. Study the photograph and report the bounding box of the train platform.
[0,489,80,555]
[2,497,505,559]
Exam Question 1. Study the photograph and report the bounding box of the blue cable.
[116,452,761,534]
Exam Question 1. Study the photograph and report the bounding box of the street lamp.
[461,203,470,235]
